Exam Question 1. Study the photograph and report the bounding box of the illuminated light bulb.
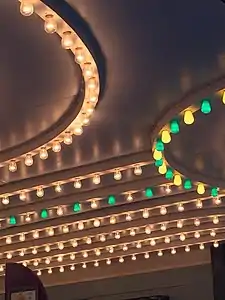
[86,237,92,244]
[130,229,136,236]
[37,270,41,276]
[213,216,219,225]
[158,250,163,257]
[83,251,88,258]
[87,107,94,115]
[197,183,205,195]
[58,242,64,250]
[25,214,31,222]
[177,203,184,212]
[194,231,200,239]
[106,258,111,265]
[114,170,122,180]
[91,200,98,209]
[142,208,150,219]
[110,216,116,224]
[161,223,167,231]
[95,248,101,256]
[59,266,64,273]
[20,1,34,16]
[171,248,176,255]
[180,233,186,241]
[48,227,54,236]
[55,183,62,193]
[115,231,121,239]
[94,261,99,267]
[177,219,184,228]
[136,242,142,249]
[150,239,156,246]
[201,99,211,114]
[57,256,63,262]
[78,221,84,230]
[123,244,128,251]
[19,191,26,201]
[173,174,182,186]
[126,213,132,221]
[61,31,75,49]
[99,234,106,242]
[25,154,33,166]
[45,258,51,265]
[134,165,142,175]
[213,241,219,248]
[33,231,39,239]
[70,264,75,270]
[87,77,97,90]
[52,140,61,152]
[19,233,25,242]
[63,131,73,145]
[164,236,171,244]
[158,163,167,175]
[108,246,114,253]
[75,47,85,64]
[82,115,90,126]
[126,193,133,202]
[74,179,82,189]
[56,206,64,216]
[2,196,9,205]
[143,252,149,259]
[44,14,57,34]
[164,184,172,194]
[222,91,225,104]
[119,257,124,263]
[93,174,101,185]
[62,225,69,233]
[9,160,17,172]
[196,199,203,209]
[185,245,190,252]
[6,252,12,259]
[39,147,48,160]
[45,245,51,253]
[160,206,167,215]
[33,260,39,267]
[83,62,94,79]
[194,218,200,226]
[131,254,136,261]
[93,219,101,227]
[74,126,83,136]
[23,262,27,267]
[36,187,44,198]
[145,225,152,235]
[6,236,12,244]
[71,240,78,247]
[210,230,216,237]
[70,253,75,260]
[214,197,222,205]
[82,263,87,269]
[183,110,194,125]
[161,130,171,144]
[0,266,3,272]
[153,149,162,160]
[48,268,52,274]
[32,248,37,255]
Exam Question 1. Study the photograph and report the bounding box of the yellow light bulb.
[158,163,167,174]
[75,47,85,64]
[44,14,57,34]
[197,183,205,195]
[153,149,162,160]
[184,110,194,125]
[161,130,171,144]
[20,1,34,17]
[61,31,75,49]
[173,174,182,186]
[222,91,225,104]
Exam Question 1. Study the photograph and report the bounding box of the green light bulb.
[155,159,163,167]
[201,99,211,114]
[108,195,116,205]
[145,187,153,198]
[170,119,180,134]
[9,216,17,225]
[183,179,192,190]
[211,187,218,197]
[73,202,81,212]
[165,168,174,180]
[40,209,49,219]
[155,138,164,151]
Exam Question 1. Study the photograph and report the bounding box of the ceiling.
[0,0,224,296]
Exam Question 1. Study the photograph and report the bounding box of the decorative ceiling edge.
[150,74,225,189]
[0,0,105,169]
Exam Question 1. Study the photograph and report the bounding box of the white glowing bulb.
[194,218,200,226]
[83,62,93,78]
[164,184,171,194]
[23,262,27,267]
[160,206,167,215]
[44,14,57,34]
[160,223,167,231]
[136,242,142,249]
[185,245,190,252]
[86,237,92,244]
[64,131,73,145]
[177,220,184,228]
[131,254,136,260]
[130,229,136,236]
[115,231,121,239]
[123,244,128,251]
[57,256,63,262]
[36,187,44,198]
[78,221,84,230]
[150,239,156,246]
[95,248,101,256]
[114,170,122,180]
[142,208,149,219]
[99,234,106,242]
[214,197,222,205]
[25,154,33,166]
[213,216,219,224]
[158,250,163,257]
[82,115,90,126]
[70,264,75,270]
[59,266,64,273]
[32,248,37,255]
[90,94,97,103]
[108,246,114,253]
[37,270,41,276]
[6,252,12,259]
[194,231,200,239]
[106,258,111,265]
[196,199,203,209]
[57,206,64,216]
[74,179,82,189]
[177,203,184,212]
[0,265,3,272]
[48,268,52,274]
[19,191,27,201]
[9,160,17,172]
[33,260,39,267]
[126,193,133,202]
[19,233,25,242]
[87,77,97,90]
[71,240,78,247]
[74,126,83,136]
[210,230,216,237]
[199,243,205,250]
[62,225,69,233]
[164,236,171,244]
[70,253,75,260]
[119,257,124,263]
[82,263,87,269]
[58,242,64,250]
[45,258,51,265]
[45,245,51,252]
[126,213,132,221]
[48,227,54,236]
[33,230,39,239]
[180,233,186,241]
[2,196,9,205]
[55,183,62,193]
[75,47,85,64]
[93,174,101,185]
[91,200,98,209]
[94,261,99,267]
[83,251,88,258]
[39,147,48,160]
[6,236,12,244]
[213,241,219,248]
[144,252,150,259]
[171,248,176,255]
[110,216,116,224]
[52,140,61,152]
[61,31,75,49]
[25,214,31,222]
[20,1,34,17]
[145,225,152,235]
[134,165,142,175]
